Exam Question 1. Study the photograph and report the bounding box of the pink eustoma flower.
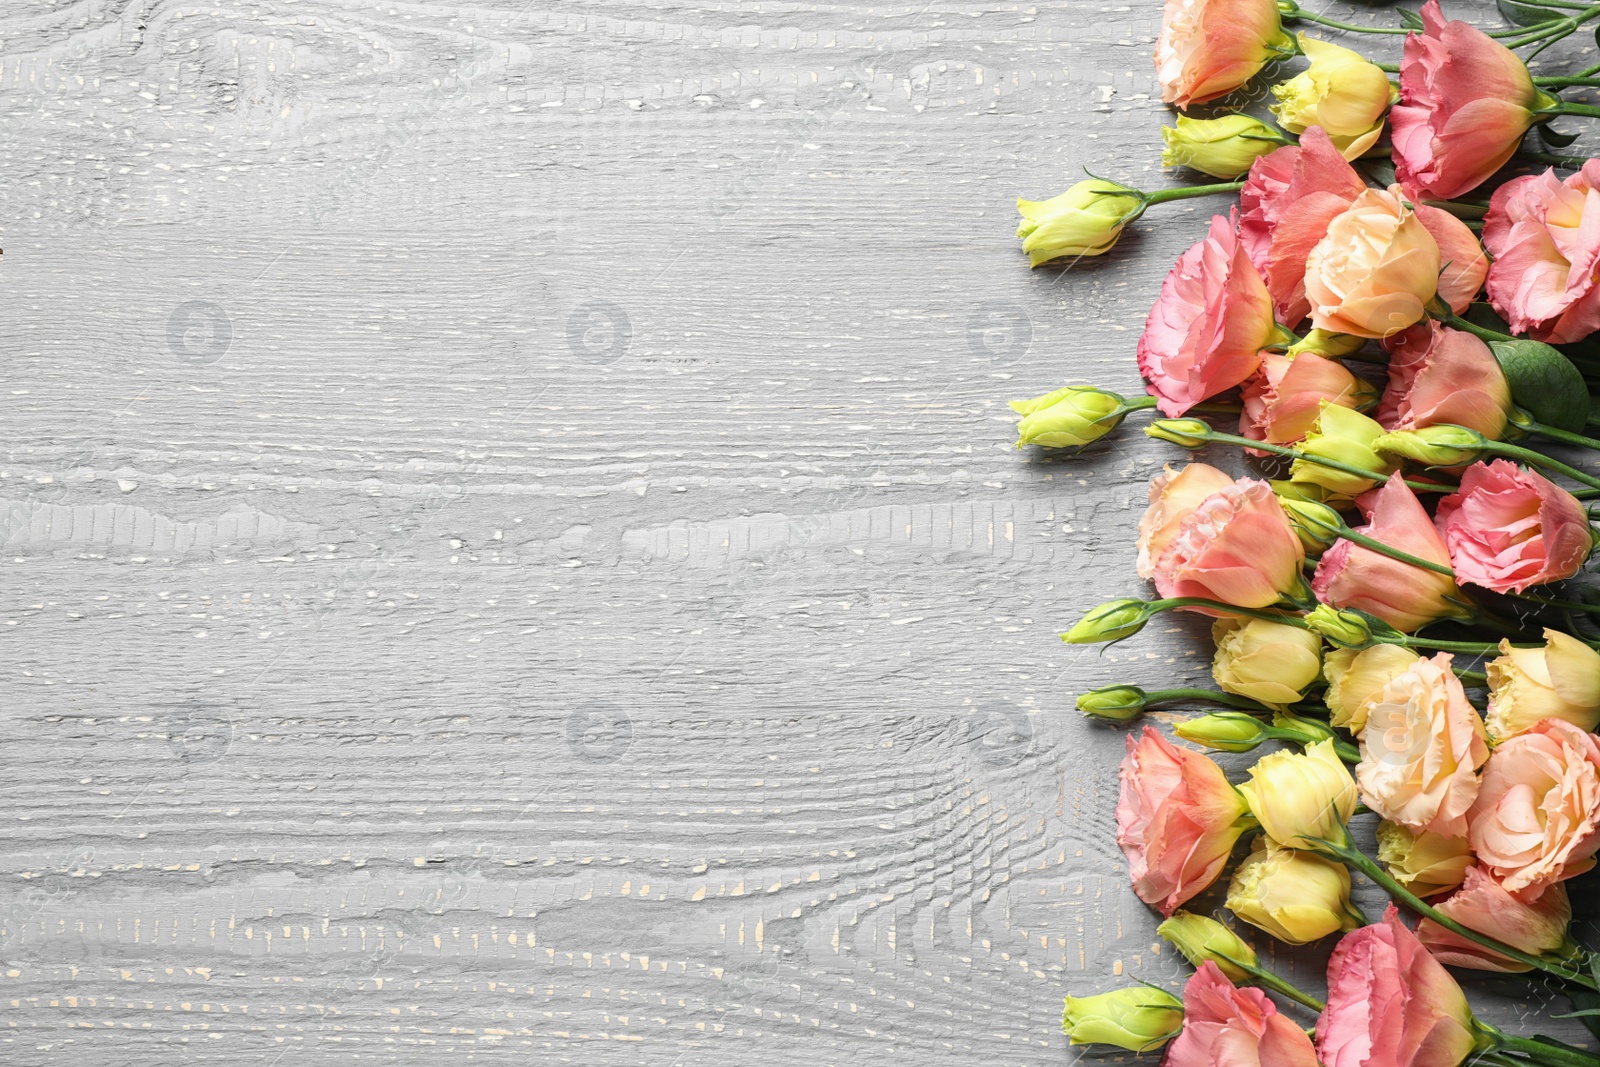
[1240,352,1374,452]
[1317,906,1479,1067]
[1435,460,1593,594]
[1138,214,1282,417]
[1378,322,1512,439]
[1163,962,1319,1067]
[1117,727,1251,915]
[1417,866,1572,973]
[1156,0,1291,109]
[1151,477,1307,610]
[1469,718,1600,896]
[1484,162,1600,344]
[1391,0,1546,200]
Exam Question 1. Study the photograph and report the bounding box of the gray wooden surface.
[0,1,1583,1063]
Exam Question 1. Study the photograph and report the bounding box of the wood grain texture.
[0,0,1587,1062]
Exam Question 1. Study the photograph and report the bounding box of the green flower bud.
[1161,114,1286,179]
[1146,418,1212,448]
[1062,986,1183,1052]
[1286,328,1367,359]
[1017,180,1145,266]
[1062,599,1152,645]
[1304,604,1375,649]
[1157,911,1258,983]
[1290,404,1394,496]
[1011,386,1128,449]
[1077,684,1148,721]
[1374,424,1490,467]
[1176,712,1272,752]
[1277,495,1345,554]
[1271,708,1337,746]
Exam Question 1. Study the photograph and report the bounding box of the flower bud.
[1161,114,1286,179]
[1289,404,1394,497]
[1270,35,1396,159]
[1176,712,1273,752]
[1277,496,1344,554]
[1157,911,1258,983]
[1374,424,1490,467]
[1062,986,1183,1052]
[1375,821,1472,899]
[1011,386,1128,448]
[1078,684,1148,722]
[1017,180,1144,266]
[1485,629,1600,741]
[1272,708,1338,746]
[1285,328,1367,359]
[1062,599,1151,645]
[1239,738,1358,849]
[1304,604,1381,648]
[1323,643,1421,735]
[1211,617,1323,705]
[1146,418,1212,448]
[1226,840,1362,945]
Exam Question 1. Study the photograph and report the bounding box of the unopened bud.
[1176,712,1272,752]
[1304,604,1376,649]
[1278,496,1345,554]
[1375,424,1490,467]
[1062,599,1153,645]
[1011,386,1129,449]
[1146,418,1211,448]
[1157,911,1258,983]
[1286,328,1366,358]
[1078,685,1148,721]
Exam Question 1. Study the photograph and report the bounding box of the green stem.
[1516,150,1593,168]
[1486,1029,1600,1067]
[1398,636,1514,654]
[1324,839,1600,992]
[1172,427,1453,494]
[1533,76,1600,87]
[1508,591,1600,616]
[1421,199,1489,221]
[1454,667,1488,683]
[1140,687,1278,713]
[1144,181,1246,206]
[1227,957,1326,1012]
[1544,102,1600,120]
[1486,441,1600,492]
[1303,515,1456,578]
[1525,419,1600,452]
[1153,597,1307,624]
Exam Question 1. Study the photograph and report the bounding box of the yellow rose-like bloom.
[1062,986,1183,1052]
[1305,186,1442,339]
[1376,821,1473,899]
[1324,643,1421,735]
[1271,35,1397,160]
[1239,738,1358,849]
[1016,180,1143,266]
[1289,403,1396,499]
[1211,617,1323,706]
[1011,386,1127,449]
[1486,629,1600,742]
[1226,840,1362,945]
[1161,114,1286,179]
[1157,911,1258,983]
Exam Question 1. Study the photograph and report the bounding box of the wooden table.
[0,0,1586,1061]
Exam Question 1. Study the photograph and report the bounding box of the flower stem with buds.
[1147,420,1454,494]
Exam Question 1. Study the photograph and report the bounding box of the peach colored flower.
[1435,460,1594,594]
[1156,0,1292,109]
[1165,962,1320,1067]
[1325,644,1422,735]
[1117,726,1252,915]
[1317,906,1479,1067]
[1356,653,1488,838]
[1139,214,1281,416]
[1391,0,1546,200]
[1151,477,1308,610]
[1377,322,1512,439]
[1468,718,1600,895]
[1240,352,1377,452]
[1417,866,1571,973]
[1486,629,1600,742]
[1484,162,1600,343]
[1312,475,1466,632]
[1137,463,1235,580]
[1414,203,1489,314]
[1239,129,1367,326]
[1305,186,1441,339]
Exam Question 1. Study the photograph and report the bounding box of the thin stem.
[1508,591,1600,615]
[1486,441,1600,492]
[1226,956,1326,1012]
[1526,419,1600,451]
[1545,102,1600,119]
[1488,1029,1600,1067]
[1326,840,1599,991]
[1454,667,1489,683]
[1533,76,1600,87]
[1144,181,1246,206]
[1173,427,1454,494]
[1399,636,1514,654]
[1285,9,1409,33]
[1517,150,1593,168]
[1305,516,1456,577]
[1140,688,1278,713]
[1154,597,1307,624]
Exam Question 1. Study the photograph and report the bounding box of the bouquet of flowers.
[1015,2,1600,1064]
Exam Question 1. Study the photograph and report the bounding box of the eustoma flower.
[1240,351,1377,450]
[1485,629,1600,741]
[1226,840,1361,944]
[1138,214,1288,415]
[1010,386,1129,448]
[1434,460,1593,593]
[1148,476,1309,609]
[1137,463,1235,578]
[1016,179,1144,265]
[1355,653,1487,838]
[1468,718,1600,895]
[1158,912,1258,983]
[1272,36,1396,160]
[1484,162,1600,344]
[1155,0,1295,109]
[1317,906,1480,1067]
[1324,643,1421,734]
[1239,739,1357,849]
[1391,0,1551,200]
[1211,617,1322,705]
[1117,727,1254,914]
[1376,821,1473,898]
[1304,186,1441,338]
[1163,962,1319,1067]
[1312,474,1468,632]
[1063,985,1183,1051]
[1416,867,1573,973]
[1377,322,1513,439]
[1162,114,1286,179]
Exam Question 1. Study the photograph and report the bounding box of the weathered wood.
[0,0,1588,1061]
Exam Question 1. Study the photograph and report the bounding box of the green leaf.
[1539,123,1582,149]
[1499,0,1561,25]
[1396,7,1425,30]
[1489,339,1592,432]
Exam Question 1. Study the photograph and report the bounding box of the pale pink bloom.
[1304,187,1442,339]
[1241,352,1374,452]
[1435,460,1593,593]
[1469,718,1600,895]
[1163,962,1319,1067]
[1152,478,1307,610]
[1417,866,1572,972]
[1378,322,1512,439]
[1485,162,1600,344]
[1137,463,1236,580]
